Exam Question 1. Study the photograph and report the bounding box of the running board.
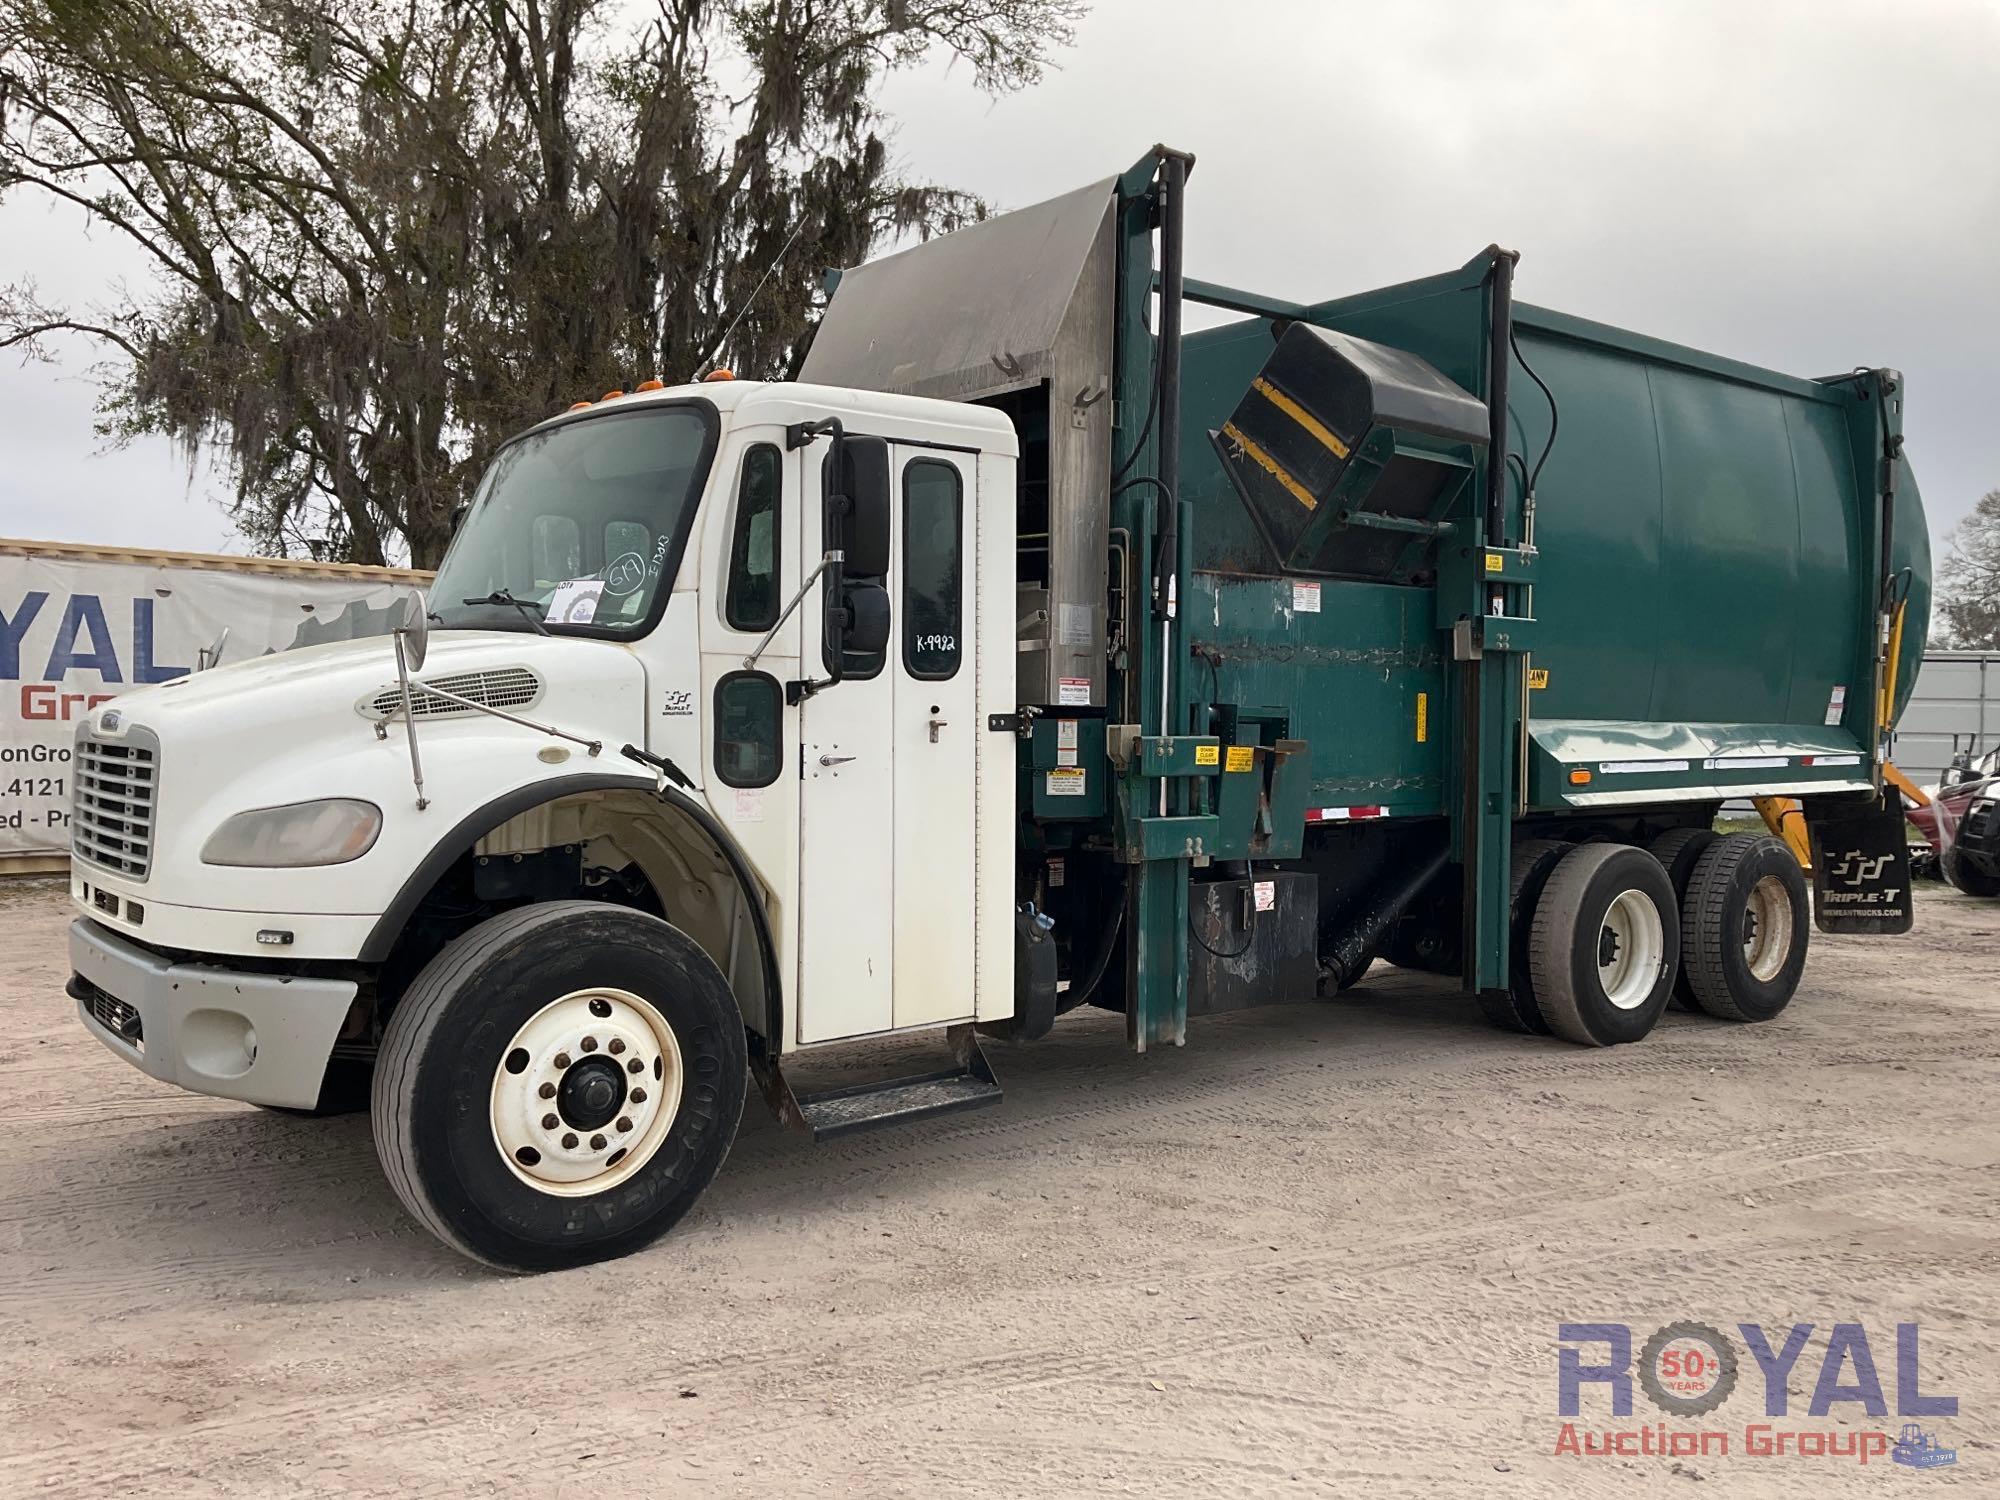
[761,1026,1002,1141]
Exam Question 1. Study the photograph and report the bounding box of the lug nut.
[554,1052,572,1070]
[626,1058,643,1074]
[538,1082,556,1099]
[616,1116,633,1133]
[608,1038,626,1055]
[631,1088,648,1104]
[562,1132,579,1149]
[580,1036,598,1052]
[589,1133,607,1151]
[542,1113,559,1130]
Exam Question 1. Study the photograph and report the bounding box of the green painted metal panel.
[1528,719,1873,807]
[1135,735,1222,778]
[1186,571,1448,815]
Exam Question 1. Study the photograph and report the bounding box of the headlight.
[200,799,383,867]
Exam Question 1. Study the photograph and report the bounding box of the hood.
[75,628,651,921]
[99,628,619,730]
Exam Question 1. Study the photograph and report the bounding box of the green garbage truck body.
[804,145,1928,1049]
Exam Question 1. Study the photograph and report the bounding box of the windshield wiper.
[462,589,550,636]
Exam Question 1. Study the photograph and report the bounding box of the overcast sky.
[2,0,1994,565]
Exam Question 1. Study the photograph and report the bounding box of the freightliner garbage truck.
[63,149,1930,1270]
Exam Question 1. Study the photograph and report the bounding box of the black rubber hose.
[1509,324,1560,495]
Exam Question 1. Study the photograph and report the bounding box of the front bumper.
[68,919,358,1109]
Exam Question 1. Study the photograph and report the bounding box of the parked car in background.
[1909,743,2000,895]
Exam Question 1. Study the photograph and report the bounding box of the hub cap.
[1743,874,1793,982]
[1598,888,1664,1011]
[490,987,684,1196]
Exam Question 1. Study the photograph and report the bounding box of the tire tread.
[372,901,666,1270]
[1683,834,1807,1021]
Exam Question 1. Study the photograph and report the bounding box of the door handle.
[818,754,857,767]
[929,719,949,743]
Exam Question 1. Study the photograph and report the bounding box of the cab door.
[796,445,978,1042]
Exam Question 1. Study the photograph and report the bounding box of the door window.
[902,458,963,680]
[725,445,782,631]
[713,671,782,787]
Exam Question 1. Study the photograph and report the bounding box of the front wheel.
[372,901,747,1272]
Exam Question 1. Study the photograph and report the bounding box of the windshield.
[430,404,716,635]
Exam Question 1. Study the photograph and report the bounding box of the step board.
[794,1065,1002,1141]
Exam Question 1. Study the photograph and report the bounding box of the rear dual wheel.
[1649,828,1719,1012]
[1477,839,1568,1034]
[1680,834,1810,1021]
[1527,844,1680,1046]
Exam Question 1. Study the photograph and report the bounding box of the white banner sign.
[1,552,422,858]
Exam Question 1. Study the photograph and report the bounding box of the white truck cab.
[66,378,1021,1269]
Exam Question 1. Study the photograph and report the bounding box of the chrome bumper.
[68,918,358,1110]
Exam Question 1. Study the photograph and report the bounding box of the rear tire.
[372,901,746,1272]
[1478,838,1568,1034]
[1528,844,1679,1047]
[1650,827,1719,1011]
[1941,844,2000,898]
[1682,834,1810,1021]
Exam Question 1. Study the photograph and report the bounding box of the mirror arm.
[399,676,604,756]
[392,628,430,811]
[742,550,840,670]
[783,415,850,687]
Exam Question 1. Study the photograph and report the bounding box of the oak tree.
[0,0,1081,564]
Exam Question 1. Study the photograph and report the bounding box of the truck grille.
[73,729,160,880]
[365,666,541,721]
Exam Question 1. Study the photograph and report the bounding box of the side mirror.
[843,581,891,657]
[825,436,891,577]
[449,502,471,538]
[399,591,430,673]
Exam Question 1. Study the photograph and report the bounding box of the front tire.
[372,901,746,1272]
[1528,843,1679,1047]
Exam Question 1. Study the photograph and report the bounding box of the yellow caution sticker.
[1416,691,1428,743]
[1225,745,1256,773]
[1528,668,1550,690]
[1195,743,1220,767]
[1484,552,1503,573]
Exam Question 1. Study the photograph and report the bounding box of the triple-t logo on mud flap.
[1553,1321,1959,1469]
[1820,848,1903,914]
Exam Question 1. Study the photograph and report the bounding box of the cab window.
[725,445,782,631]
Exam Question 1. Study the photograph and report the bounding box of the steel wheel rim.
[1599,889,1663,1010]
[1743,874,1793,982]
[490,987,684,1197]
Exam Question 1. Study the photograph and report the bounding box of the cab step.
[767,1027,1002,1141]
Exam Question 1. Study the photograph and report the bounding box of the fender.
[359,773,786,1054]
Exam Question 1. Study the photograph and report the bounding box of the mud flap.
[1805,793,1914,934]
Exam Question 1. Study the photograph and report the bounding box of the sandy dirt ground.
[0,876,1993,1497]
